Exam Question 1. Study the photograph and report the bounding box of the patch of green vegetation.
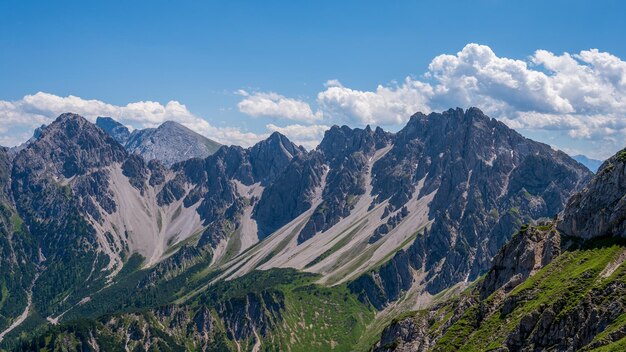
[117,253,145,277]
[0,282,8,312]
[324,240,383,286]
[434,237,626,351]
[590,336,626,351]
[60,249,217,323]
[535,223,554,231]
[618,149,626,162]
[199,269,375,352]
[165,229,203,256]
[9,212,24,232]
[217,230,241,265]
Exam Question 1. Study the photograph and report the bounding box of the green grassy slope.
[375,235,626,351]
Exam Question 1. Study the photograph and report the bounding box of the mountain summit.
[96,116,222,166]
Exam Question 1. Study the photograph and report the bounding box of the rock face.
[558,150,626,239]
[349,108,590,308]
[478,223,561,299]
[97,116,222,167]
[297,125,389,244]
[374,147,626,352]
[253,152,325,239]
[95,116,131,145]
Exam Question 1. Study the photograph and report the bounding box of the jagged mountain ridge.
[96,116,222,166]
[0,108,591,350]
[373,147,626,352]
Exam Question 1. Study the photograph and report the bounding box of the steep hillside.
[373,147,626,351]
[0,148,37,340]
[13,269,375,352]
[0,109,592,350]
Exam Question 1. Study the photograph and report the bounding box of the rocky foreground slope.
[0,108,591,350]
[373,148,626,351]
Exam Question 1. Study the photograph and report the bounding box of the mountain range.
[0,107,619,351]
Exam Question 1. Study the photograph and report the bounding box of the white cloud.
[266,123,330,150]
[239,43,626,158]
[5,44,626,159]
[0,92,266,147]
[317,78,433,126]
[237,91,323,122]
[425,45,626,155]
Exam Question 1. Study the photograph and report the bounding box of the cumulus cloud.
[5,44,626,158]
[0,92,266,147]
[266,123,330,150]
[317,78,433,125]
[237,90,322,122]
[237,43,626,158]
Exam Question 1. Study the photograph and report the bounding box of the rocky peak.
[96,116,131,145]
[318,125,388,164]
[354,107,591,304]
[558,149,626,239]
[124,120,222,167]
[17,113,127,178]
[249,132,304,184]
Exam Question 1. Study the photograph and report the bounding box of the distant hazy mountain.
[1,109,592,350]
[572,154,603,172]
[96,116,222,167]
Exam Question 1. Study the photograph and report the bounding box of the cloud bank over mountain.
[240,44,626,158]
[2,44,626,157]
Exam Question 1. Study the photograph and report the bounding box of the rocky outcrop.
[0,147,11,201]
[372,223,565,352]
[215,290,284,341]
[558,149,626,239]
[479,223,561,299]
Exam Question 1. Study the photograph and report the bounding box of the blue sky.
[1,0,626,158]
